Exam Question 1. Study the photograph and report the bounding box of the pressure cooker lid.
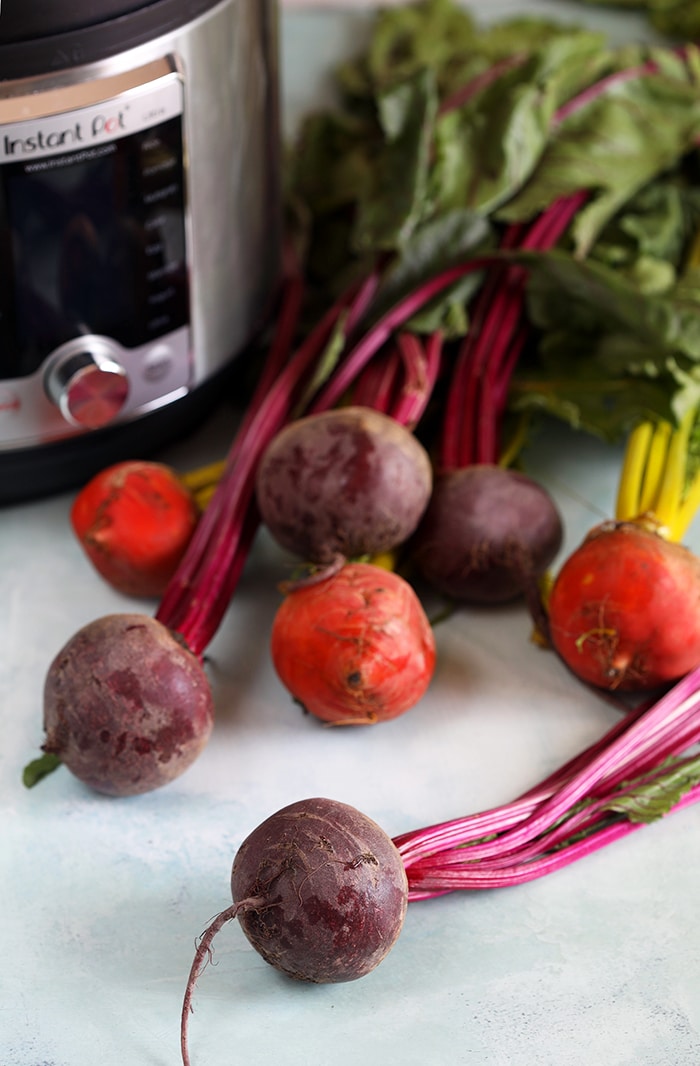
[0,0,224,78]
[0,2,152,43]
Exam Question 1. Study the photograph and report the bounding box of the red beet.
[411,465,563,603]
[181,797,408,1065]
[270,562,436,724]
[255,406,433,565]
[548,520,700,691]
[42,613,214,795]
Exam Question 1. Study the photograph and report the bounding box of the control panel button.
[44,343,130,430]
[142,342,174,383]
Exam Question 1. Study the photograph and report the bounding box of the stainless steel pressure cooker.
[0,0,281,502]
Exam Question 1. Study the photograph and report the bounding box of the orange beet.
[71,460,200,598]
[548,520,700,691]
[270,562,436,724]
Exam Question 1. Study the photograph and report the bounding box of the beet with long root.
[181,797,409,1065]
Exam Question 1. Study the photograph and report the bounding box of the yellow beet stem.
[615,420,653,522]
[615,410,700,541]
[497,413,530,470]
[671,470,700,542]
[369,550,399,572]
[638,421,672,515]
[179,459,227,511]
[664,227,700,541]
[652,408,695,539]
[180,459,226,493]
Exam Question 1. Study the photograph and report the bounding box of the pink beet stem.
[394,668,700,898]
[352,348,402,413]
[391,331,444,429]
[167,296,354,653]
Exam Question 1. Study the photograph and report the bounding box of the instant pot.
[0,0,281,503]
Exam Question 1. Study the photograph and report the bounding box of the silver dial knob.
[45,339,130,430]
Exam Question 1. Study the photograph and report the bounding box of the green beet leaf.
[577,0,700,41]
[508,250,700,438]
[498,45,700,255]
[353,69,439,252]
[604,754,700,824]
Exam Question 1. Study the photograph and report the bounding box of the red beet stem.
[160,294,354,653]
[394,667,700,899]
[440,191,585,469]
[391,330,444,429]
[351,347,402,413]
[155,261,306,632]
[307,257,492,416]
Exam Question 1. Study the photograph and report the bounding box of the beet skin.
[548,520,700,691]
[411,465,563,603]
[270,562,436,724]
[231,797,409,982]
[43,613,214,795]
[255,406,433,564]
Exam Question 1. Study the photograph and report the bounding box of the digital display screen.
[0,115,189,379]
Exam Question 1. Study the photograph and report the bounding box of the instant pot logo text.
[3,110,127,157]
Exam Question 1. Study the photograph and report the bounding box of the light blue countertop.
[4,4,700,1066]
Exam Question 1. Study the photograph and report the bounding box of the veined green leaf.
[508,250,700,437]
[498,50,700,254]
[362,208,493,333]
[603,754,700,824]
[578,0,700,40]
[353,68,439,252]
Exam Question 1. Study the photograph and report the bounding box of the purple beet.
[42,613,214,796]
[411,464,563,603]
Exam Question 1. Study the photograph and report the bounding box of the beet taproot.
[270,562,436,724]
[255,406,433,565]
[42,613,214,795]
[181,797,408,1065]
[411,465,563,603]
[548,520,700,691]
